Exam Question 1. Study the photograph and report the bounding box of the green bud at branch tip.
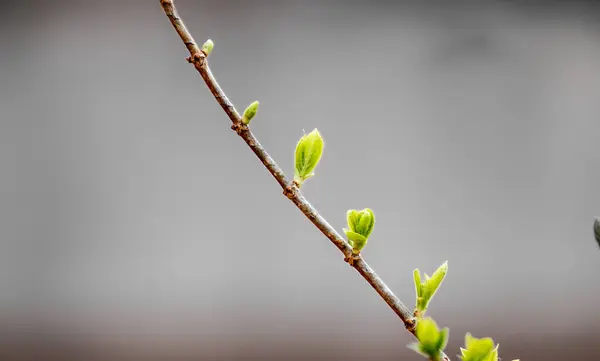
[242,101,259,125]
[202,39,214,56]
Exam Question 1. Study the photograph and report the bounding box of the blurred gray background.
[1,0,600,360]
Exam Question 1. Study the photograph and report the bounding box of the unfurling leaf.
[414,261,448,317]
[202,39,214,56]
[343,208,375,254]
[459,333,499,361]
[407,317,448,361]
[241,101,259,125]
[294,129,324,186]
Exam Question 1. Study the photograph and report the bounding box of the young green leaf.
[343,208,375,254]
[202,39,214,56]
[357,210,375,238]
[294,129,324,186]
[413,261,448,317]
[427,261,448,301]
[407,317,448,361]
[459,333,499,361]
[241,101,259,125]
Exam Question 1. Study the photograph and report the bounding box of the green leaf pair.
[408,317,449,361]
[459,333,499,361]
[413,261,448,317]
[294,129,324,186]
[343,208,375,254]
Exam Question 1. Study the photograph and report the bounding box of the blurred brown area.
[2,0,600,359]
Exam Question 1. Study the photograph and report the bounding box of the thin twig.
[159,1,449,359]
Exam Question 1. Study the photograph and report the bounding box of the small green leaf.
[343,229,367,244]
[436,327,449,352]
[417,317,438,343]
[464,333,478,350]
[201,39,214,55]
[241,101,259,125]
[459,333,499,361]
[347,210,360,232]
[356,208,375,238]
[413,269,422,298]
[408,317,448,361]
[344,208,375,253]
[344,230,367,253]
[294,129,324,186]
[427,261,448,300]
[413,261,448,317]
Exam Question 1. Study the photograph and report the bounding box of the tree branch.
[159,1,449,359]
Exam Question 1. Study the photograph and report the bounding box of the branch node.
[186,52,206,66]
[405,318,417,334]
[344,252,361,267]
[283,182,299,200]
[231,122,248,136]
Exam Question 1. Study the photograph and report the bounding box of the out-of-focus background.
[2,0,600,359]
